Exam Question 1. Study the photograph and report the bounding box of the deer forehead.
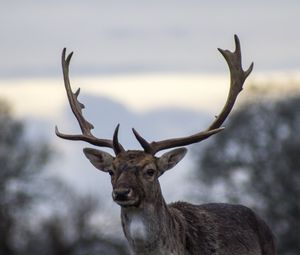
[113,150,156,170]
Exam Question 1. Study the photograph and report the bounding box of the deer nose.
[112,188,132,201]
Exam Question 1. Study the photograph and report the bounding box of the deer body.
[56,35,277,254]
[122,202,275,255]
[85,150,275,255]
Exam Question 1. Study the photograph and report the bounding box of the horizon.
[1,70,299,120]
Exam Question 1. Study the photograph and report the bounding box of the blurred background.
[1,1,300,254]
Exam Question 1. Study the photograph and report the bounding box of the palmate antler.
[56,35,253,156]
[132,35,253,155]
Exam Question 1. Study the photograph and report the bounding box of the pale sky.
[1,1,299,116]
[1,1,300,78]
[0,75,229,118]
[1,72,298,120]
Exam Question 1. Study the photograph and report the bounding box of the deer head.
[56,35,253,208]
[82,148,187,207]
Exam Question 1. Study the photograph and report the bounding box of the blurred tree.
[0,100,128,255]
[195,94,300,255]
[0,100,50,254]
[21,183,129,255]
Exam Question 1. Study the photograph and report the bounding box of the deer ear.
[157,148,187,174]
[83,148,114,172]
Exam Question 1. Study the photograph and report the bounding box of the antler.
[55,48,124,155]
[133,35,253,155]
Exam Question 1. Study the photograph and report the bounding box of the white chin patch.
[129,216,147,241]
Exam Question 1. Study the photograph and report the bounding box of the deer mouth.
[114,197,140,207]
[112,189,140,207]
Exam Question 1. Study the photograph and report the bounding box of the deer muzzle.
[112,187,139,207]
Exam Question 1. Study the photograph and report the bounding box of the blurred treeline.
[0,100,129,255]
[194,85,300,255]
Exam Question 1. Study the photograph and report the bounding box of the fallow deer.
[56,35,276,255]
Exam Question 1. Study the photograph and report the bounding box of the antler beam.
[133,35,253,155]
[55,48,124,155]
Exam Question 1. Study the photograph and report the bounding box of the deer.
[55,35,276,255]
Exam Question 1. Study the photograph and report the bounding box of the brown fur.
[84,149,277,255]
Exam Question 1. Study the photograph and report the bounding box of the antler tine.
[55,48,125,154]
[113,124,125,154]
[132,128,153,152]
[134,35,253,155]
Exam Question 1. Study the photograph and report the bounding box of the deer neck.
[120,188,183,254]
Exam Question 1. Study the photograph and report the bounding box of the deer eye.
[108,170,114,176]
[146,169,155,177]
